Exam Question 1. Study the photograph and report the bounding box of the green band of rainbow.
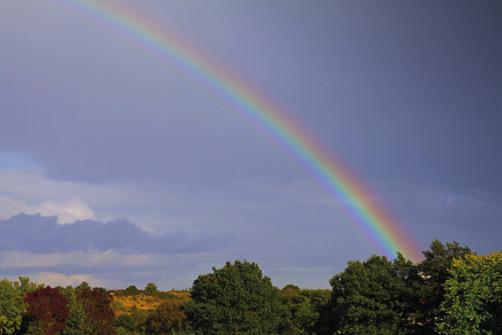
[65,0,421,262]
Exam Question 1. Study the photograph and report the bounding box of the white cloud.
[32,199,95,224]
[0,170,184,230]
[0,196,27,220]
[0,195,94,224]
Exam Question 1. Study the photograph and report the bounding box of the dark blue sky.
[0,0,500,288]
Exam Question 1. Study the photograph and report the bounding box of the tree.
[16,276,42,294]
[115,314,136,334]
[76,285,116,335]
[185,260,283,335]
[437,252,502,334]
[144,283,158,296]
[301,289,331,334]
[279,285,330,334]
[115,309,149,335]
[146,300,187,334]
[280,285,304,334]
[0,279,26,335]
[124,285,139,295]
[322,255,414,335]
[25,286,70,335]
[416,240,471,333]
[61,286,90,335]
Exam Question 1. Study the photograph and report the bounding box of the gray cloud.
[0,0,500,288]
[0,213,229,254]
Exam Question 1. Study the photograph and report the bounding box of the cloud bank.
[0,213,228,254]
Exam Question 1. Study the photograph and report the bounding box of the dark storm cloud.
[0,1,500,190]
[0,0,501,288]
[0,214,229,254]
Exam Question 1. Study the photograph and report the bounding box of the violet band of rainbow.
[65,0,422,262]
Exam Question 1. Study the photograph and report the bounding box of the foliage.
[115,314,137,334]
[416,240,472,334]
[60,286,90,335]
[317,241,473,335]
[0,240,500,335]
[437,252,502,334]
[25,286,70,335]
[279,285,330,334]
[124,286,139,296]
[145,300,187,334]
[144,283,158,296]
[115,308,150,335]
[15,277,42,295]
[185,260,283,335]
[76,285,116,335]
[0,279,26,335]
[321,254,416,335]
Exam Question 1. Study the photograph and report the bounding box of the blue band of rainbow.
[65,0,421,262]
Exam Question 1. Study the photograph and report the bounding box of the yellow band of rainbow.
[65,0,422,262]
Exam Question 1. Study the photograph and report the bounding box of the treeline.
[0,280,115,335]
[1,239,501,334]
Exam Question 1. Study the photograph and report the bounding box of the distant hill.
[110,290,191,317]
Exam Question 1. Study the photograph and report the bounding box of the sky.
[0,0,500,289]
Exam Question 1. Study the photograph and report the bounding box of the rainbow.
[64,0,421,261]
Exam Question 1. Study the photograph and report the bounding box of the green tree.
[302,289,331,334]
[144,283,158,296]
[16,277,42,294]
[61,286,90,335]
[185,260,283,335]
[437,252,502,335]
[279,285,303,334]
[322,255,414,335]
[115,309,149,335]
[76,285,115,335]
[124,285,140,296]
[279,285,329,334]
[0,279,26,335]
[416,240,471,334]
[115,314,136,334]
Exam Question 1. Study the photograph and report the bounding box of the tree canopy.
[144,283,158,296]
[25,286,70,335]
[0,279,26,335]
[416,240,472,333]
[437,252,502,334]
[145,300,187,334]
[185,260,283,335]
[0,239,499,335]
[76,285,116,335]
[321,255,413,335]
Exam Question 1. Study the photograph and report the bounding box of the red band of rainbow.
[65,0,422,262]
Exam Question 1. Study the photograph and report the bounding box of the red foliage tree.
[25,286,69,335]
[76,286,116,335]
